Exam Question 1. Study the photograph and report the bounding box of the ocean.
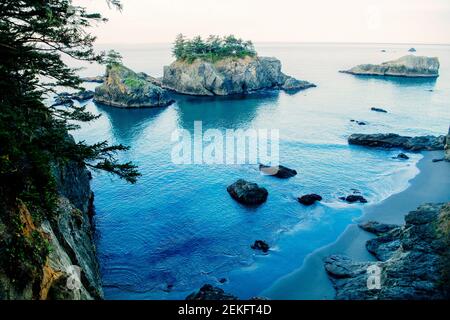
[69,43,450,299]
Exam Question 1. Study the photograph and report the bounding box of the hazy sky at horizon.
[78,0,450,44]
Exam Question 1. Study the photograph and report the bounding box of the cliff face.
[162,56,315,96]
[341,55,440,78]
[0,161,103,300]
[325,203,450,300]
[94,64,174,108]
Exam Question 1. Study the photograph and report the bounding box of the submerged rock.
[393,153,409,160]
[298,194,322,206]
[339,195,368,203]
[259,164,297,178]
[186,284,238,300]
[162,56,315,96]
[227,179,268,206]
[251,240,270,253]
[325,203,450,300]
[371,107,388,113]
[340,55,439,78]
[94,63,174,108]
[348,133,446,151]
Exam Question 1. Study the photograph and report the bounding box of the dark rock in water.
[52,90,94,106]
[325,203,450,300]
[371,107,388,113]
[259,164,297,178]
[81,76,104,83]
[381,49,386,53]
[94,63,174,108]
[350,120,367,125]
[340,55,439,78]
[432,158,445,163]
[393,153,409,160]
[339,195,368,203]
[227,179,268,206]
[408,47,417,52]
[298,194,323,206]
[251,240,270,253]
[348,133,446,151]
[358,221,399,235]
[162,56,315,96]
[186,284,238,300]
[218,278,227,284]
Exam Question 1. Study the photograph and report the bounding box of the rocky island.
[341,55,440,78]
[94,51,174,108]
[162,35,315,96]
[348,133,446,151]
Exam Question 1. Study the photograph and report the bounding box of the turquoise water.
[71,43,449,299]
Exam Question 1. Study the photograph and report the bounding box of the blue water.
[70,43,450,299]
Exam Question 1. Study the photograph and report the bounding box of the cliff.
[162,56,315,96]
[325,203,450,300]
[341,55,440,78]
[94,64,174,108]
[0,160,103,300]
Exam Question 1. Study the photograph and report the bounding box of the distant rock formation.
[162,56,315,96]
[81,76,104,83]
[445,127,450,161]
[94,64,174,108]
[341,55,439,78]
[52,90,94,106]
[348,133,446,151]
[325,203,450,300]
[371,107,388,113]
[408,47,417,52]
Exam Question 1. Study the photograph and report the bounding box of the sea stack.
[341,55,439,78]
[94,63,174,108]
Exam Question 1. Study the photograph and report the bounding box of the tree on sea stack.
[0,0,140,286]
[105,49,123,66]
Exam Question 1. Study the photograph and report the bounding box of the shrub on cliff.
[172,34,257,63]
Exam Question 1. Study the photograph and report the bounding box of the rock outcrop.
[52,90,95,107]
[251,240,270,253]
[341,55,439,78]
[186,284,238,300]
[94,64,174,108]
[445,127,450,161]
[339,195,368,203]
[371,107,388,113]
[325,203,450,300]
[0,159,102,300]
[259,164,297,178]
[162,56,315,96]
[298,194,322,206]
[348,133,446,151]
[227,179,268,206]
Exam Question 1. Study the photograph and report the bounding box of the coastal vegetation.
[172,34,257,63]
[0,0,138,289]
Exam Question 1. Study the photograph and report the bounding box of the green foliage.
[0,0,141,286]
[104,49,123,67]
[172,34,257,63]
[124,77,146,89]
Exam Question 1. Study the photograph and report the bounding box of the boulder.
[393,153,409,160]
[348,133,446,151]
[251,240,270,253]
[186,284,238,300]
[162,56,315,96]
[94,64,174,108]
[227,179,268,206]
[339,195,368,203]
[259,164,297,178]
[340,55,439,78]
[298,194,322,206]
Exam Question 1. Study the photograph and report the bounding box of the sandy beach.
[263,150,450,300]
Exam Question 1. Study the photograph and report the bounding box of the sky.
[77,0,450,44]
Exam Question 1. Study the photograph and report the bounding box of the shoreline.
[262,150,450,300]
